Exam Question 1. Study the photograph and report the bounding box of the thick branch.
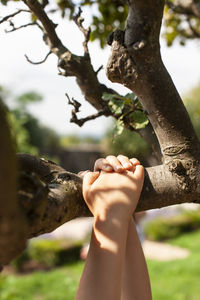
[0,103,27,266]
[19,0,160,158]
[107,0,200,166]
[17,154,89,238]
[17,154,200,239]
[23,0,67,55]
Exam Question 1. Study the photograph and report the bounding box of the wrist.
[92,216,129,254]
[93,214,129,242]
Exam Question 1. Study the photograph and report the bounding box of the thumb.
[83,171,100,197]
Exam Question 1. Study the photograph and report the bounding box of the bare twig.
[25,51,52,65]
[66,93,81,113]
[70,110,106,127]
[5,21,37,33]
[95,65,103,75]
[66,92,105,126]
[73,7,91,57]
[22,0,67,55]
[0,9,30,24]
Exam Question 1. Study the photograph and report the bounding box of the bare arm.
[94,155,152,300]
[121,218,152,300]
[75,213,129,300]
[75,164,144,300]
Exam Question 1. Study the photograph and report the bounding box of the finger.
[130,158,141,166]
[134,164,144,181]
[78,170,90,177]
[94,158,113,172]
[106,155,124,172]
[83,171,100,188]
[117,154,133,170]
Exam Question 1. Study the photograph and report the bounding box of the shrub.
[144,208,200,241]
[12,239,82,272]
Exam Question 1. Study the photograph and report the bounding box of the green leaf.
[103,93,125,116]
[129,111,149,129]
[108,98,124,115]
[124,93,137,101]
[0,0,8,5]
[16,92,42,105]
[113,117,124,137]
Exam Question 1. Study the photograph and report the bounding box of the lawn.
[1,230,200,300]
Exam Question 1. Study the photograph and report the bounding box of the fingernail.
[116,165,123,170]
[124,163,132,168]
[105,165,112,170]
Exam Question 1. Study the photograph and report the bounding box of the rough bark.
[15,154,200,237]
[0,103,27,266]
[21,0,161,157]
[106,0,200,166]
[1,0,200,267]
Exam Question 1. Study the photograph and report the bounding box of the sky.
[1,2,200,137]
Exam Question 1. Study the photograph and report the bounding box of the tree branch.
[107,0,200,168]
[23,0,67,55]
[5,21,38,33]
[73,7,91,57]
[0,103,27,266]
[25,51,52,65]
[0,9,30,24]
[16,154,200,238]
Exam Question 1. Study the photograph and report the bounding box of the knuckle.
[117,154,128,160]
[106,155,113,160]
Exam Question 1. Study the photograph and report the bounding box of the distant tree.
[184,84,200,139]
[1,88,61,156]
[1,0,200,265]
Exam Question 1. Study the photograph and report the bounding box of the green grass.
[147,230,200,300]
[1,230,200,300]
[0,261,84,300]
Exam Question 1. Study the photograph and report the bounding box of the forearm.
[75,216,129,300]
[121,218,152,300]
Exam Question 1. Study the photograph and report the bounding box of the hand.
[94,154,141,173]
[82,162,144,223]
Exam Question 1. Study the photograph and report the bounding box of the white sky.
[1,2,200,137]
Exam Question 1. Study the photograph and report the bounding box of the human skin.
[94,155,152,299]
[75,155,152,300]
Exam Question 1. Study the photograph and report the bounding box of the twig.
[0,9,30,24]
[22,0,67,55]
[5,21,37,33]
[66,92,105,126]
[95,65,103,75]
[66,93,81,113]
[70,110,106,127]
[73,7,91,57]
[25,51,52,65]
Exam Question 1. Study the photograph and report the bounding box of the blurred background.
[1,1,200,299]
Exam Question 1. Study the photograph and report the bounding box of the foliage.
[163,2,200,47]
[144,208,200,241]
[104,125,149,162]
[2,0,198,48]
[103,92,149,138]
[184,84,200,140]
[1,88,61,157]
[60,134,100,148]
[2,231,200,299]
[12,238,83,272]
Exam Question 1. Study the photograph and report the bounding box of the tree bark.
[1,0,200,267]
[0,102,27,266]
